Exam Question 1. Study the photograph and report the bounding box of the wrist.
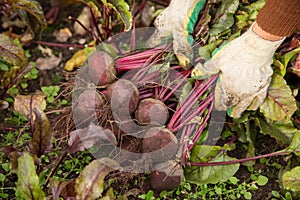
[252,22,285,41]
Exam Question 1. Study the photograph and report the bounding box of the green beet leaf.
[286,131,300,156]
[185,145,240,185]
[242,0,266,20]
[282,166,300,194]
[281,47,300,71]
[99,188,114,200]
[29,108,53,157]
[260,74,297,122]
[103,0,132,31]
[273,46,300,77]
[254,117,297,144]
[75,158,120,200]
[17,152,46,200]
[209,0,239,36]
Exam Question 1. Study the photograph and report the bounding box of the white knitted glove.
[192,23,285,118]
[147,0,206,69]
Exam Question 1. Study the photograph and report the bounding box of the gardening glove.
[192,22,285,118]
[147,0,206,69]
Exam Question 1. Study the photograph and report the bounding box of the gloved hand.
[147,0,206,69]
[192,23,285,118]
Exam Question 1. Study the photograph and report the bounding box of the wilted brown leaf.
[1,15,27,29]
[0,33,27,67]
[74,6,92,35]
[7,0,47,42]
[0,100,9,110]
[14,94,46,119]
[53,28,72,42]
[35,53,62,70]
[140,2,155,27]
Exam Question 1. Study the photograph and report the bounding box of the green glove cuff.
[185,0,207,45]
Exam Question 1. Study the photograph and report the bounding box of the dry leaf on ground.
[53,27,72,42]
[74,6,92,35]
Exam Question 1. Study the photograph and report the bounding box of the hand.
[192,23,285,118]
[147,0,206,69]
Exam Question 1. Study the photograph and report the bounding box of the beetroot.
[107,120,138,139]
[106,79,139,115]
[143,127,178,163]
[73,90,105,126]
[87,51,116,86]
[135,98,169,126]
[151,160,183,192]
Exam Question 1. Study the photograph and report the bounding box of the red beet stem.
[171,94,213,132]
[160,71,191,102]
[189,102,214,151]
[188,150,292,167]
[168,75,217,130]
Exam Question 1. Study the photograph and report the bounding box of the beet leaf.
[17,152,46,200]
[185,145,240,185]
[260,74,297,122]
[14,94,46,119]
[254,117,297,145]
[286,131,300,156]
[75,158,120,200]
[282,166,300,196]
[29,108,53,157]
[67,124,116,154]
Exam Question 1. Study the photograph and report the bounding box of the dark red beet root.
[143,127,178,163]
[135,98,169,126]
[107,79,139,115]
[107,120,138,139]
[87,51,116,86]
[151,160,183,192]
[73,90,104,126]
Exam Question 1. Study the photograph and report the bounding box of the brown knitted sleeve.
[256,0,300,37]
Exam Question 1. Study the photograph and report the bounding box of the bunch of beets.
[72,42,218,192]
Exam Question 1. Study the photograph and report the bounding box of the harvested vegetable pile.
[68,34,219,191]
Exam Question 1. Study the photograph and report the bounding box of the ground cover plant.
[0,0,300,199]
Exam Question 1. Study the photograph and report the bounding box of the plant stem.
[161,71,191,102]
[176,95,213,132]
[188,150,295,167]
[30,41,93,49]
[68,16,94,39]
[168,75,217,131]
[44,151,67,187]
[189,102,214,150]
